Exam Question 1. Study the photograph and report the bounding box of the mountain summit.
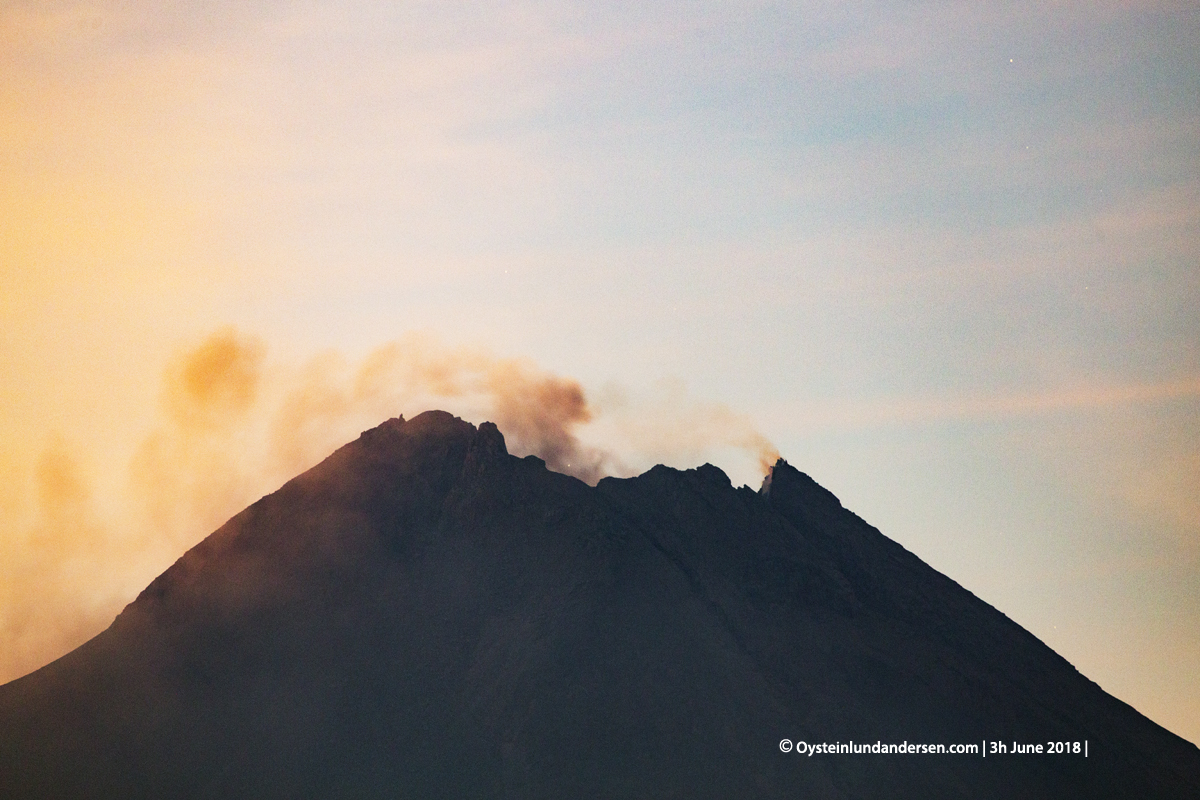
[1,411,1196,798]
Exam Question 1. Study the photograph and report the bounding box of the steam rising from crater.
[0,328,778,683]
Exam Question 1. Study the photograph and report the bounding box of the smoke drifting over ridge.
[0,328,778,684]
[269,334,610,484]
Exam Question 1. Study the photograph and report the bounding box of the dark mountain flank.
[1,411,1196,798]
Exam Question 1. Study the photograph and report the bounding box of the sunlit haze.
[2,1,1197,745]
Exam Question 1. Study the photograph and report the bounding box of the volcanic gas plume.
[0,328,778,684]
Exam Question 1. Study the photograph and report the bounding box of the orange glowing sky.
[2,1,1198,744]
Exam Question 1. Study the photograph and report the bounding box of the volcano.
[1,411,1196,798]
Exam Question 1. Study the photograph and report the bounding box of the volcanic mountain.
[1,411,1196,798]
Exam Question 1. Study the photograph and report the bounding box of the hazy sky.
[2,1,1198,743]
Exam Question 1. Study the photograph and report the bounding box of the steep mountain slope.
[1,411,1196,798]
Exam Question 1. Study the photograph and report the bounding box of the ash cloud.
[129,327,269,552]
[266,334,611,483]
[0,441,117,682]
[0,328,778,683]
[162,326,264,431]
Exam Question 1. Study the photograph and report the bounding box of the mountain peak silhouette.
[1,411,1196,798]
